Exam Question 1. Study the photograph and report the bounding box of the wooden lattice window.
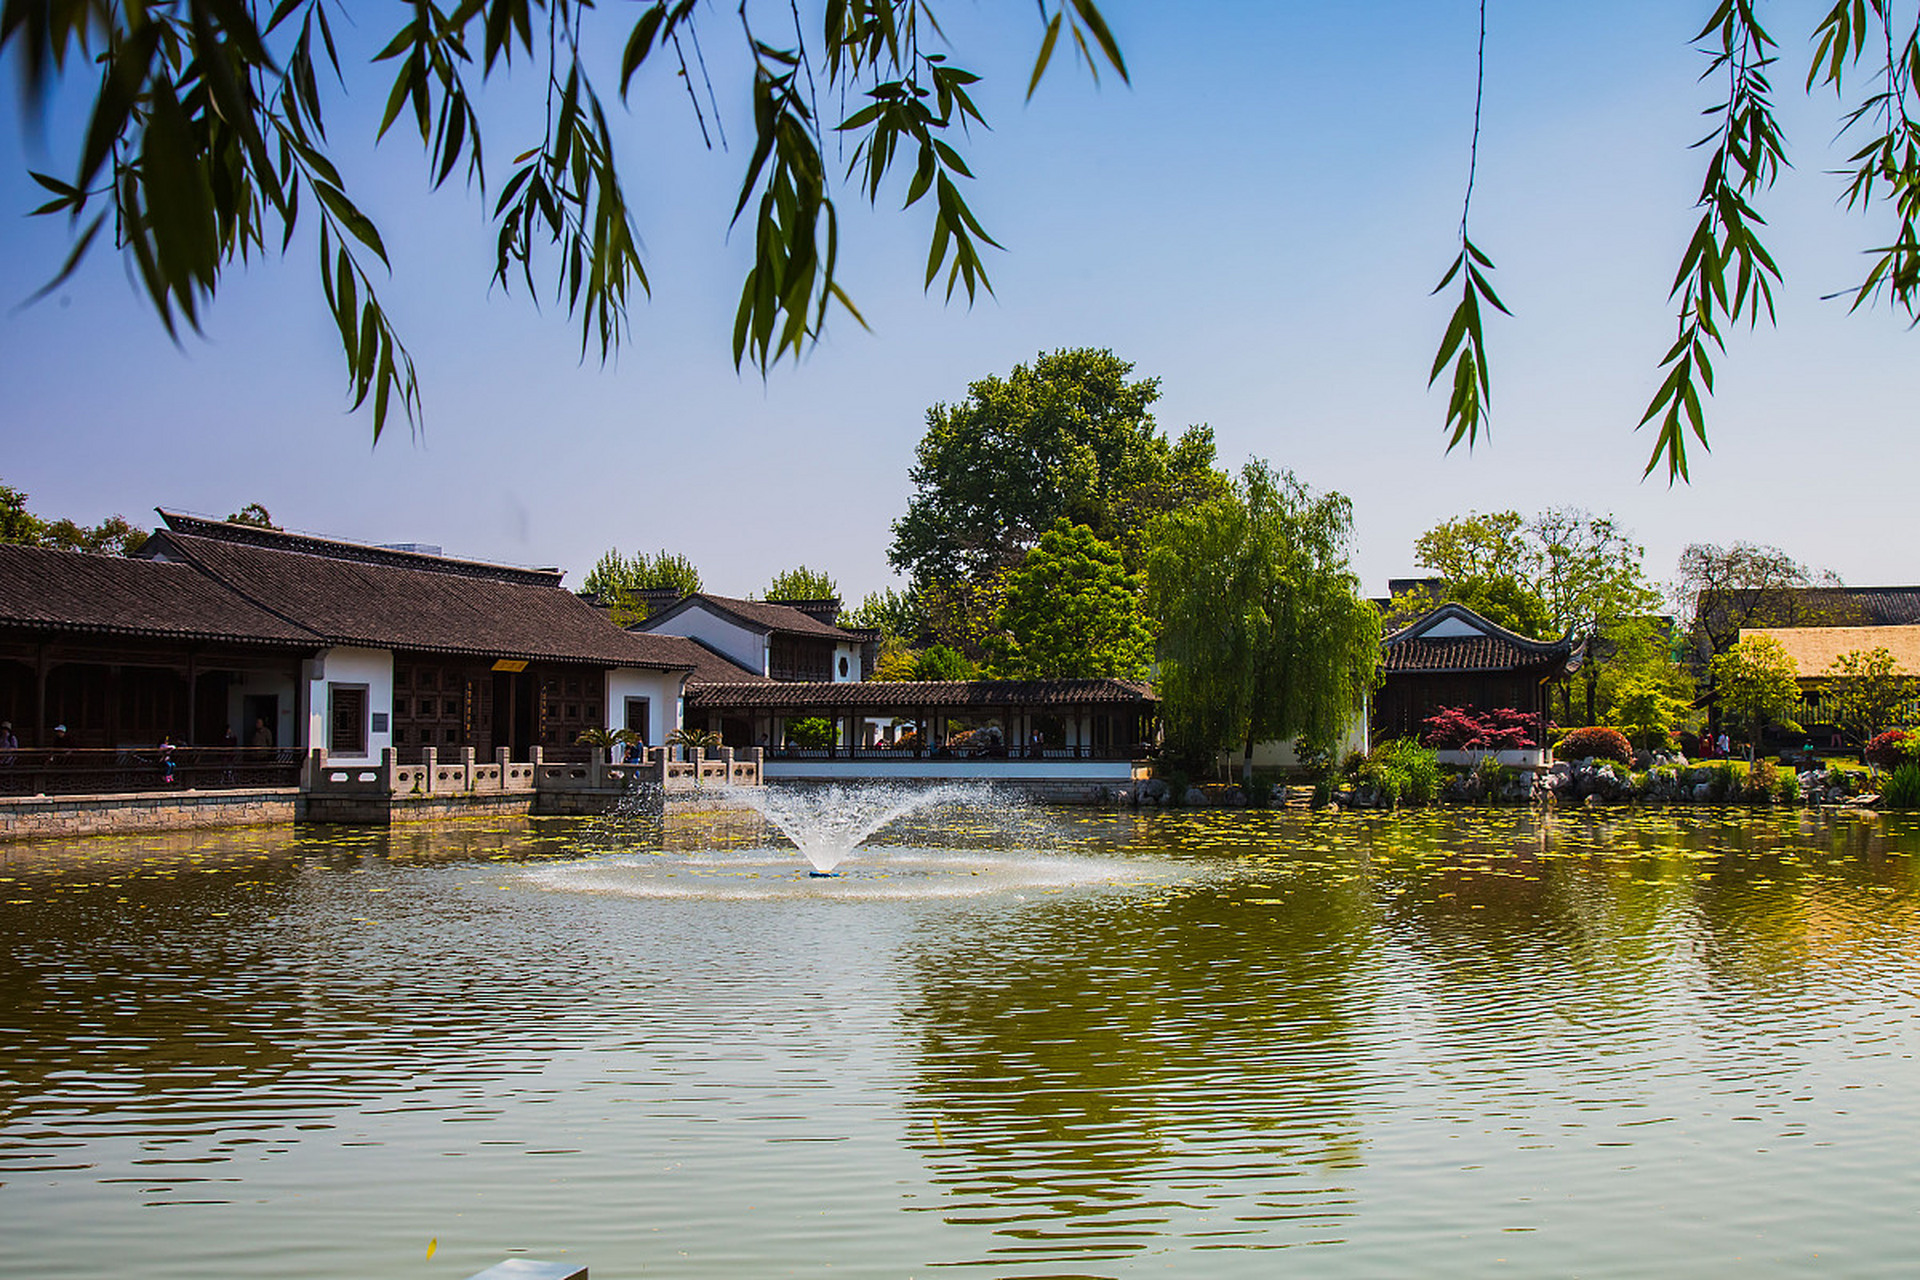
[329,685,367,755]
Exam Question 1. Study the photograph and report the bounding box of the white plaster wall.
[763,758,1136,783]
[1228,707,1371,773]
[832,641,861,682]
[648,606,766,675]
[606,668,685,744]
[305,646,393,764]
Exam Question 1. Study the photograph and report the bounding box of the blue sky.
[0,1,1911,605]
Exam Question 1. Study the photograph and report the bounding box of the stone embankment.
[1118,758,1894,811]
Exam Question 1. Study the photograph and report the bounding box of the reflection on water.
[1,809,1918,1278]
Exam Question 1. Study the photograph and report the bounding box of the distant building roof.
[1700,584,1920,629]
[687,678,1155,712]
[1383,602,1583,675]
[635,592,862,642]
[1743,625,1920,678]
[0,543,316,648]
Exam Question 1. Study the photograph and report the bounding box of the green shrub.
[1883,763,1920,810]
[1747,758,1779,802]
[1556,726,1633,764]
[1359,759,1409,805]
[785,716,837,749]
[1776,769,1799,804]
[1371,738,1442,804]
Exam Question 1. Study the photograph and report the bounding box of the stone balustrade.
[306,744,761,800]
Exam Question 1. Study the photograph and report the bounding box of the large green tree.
[764,566,839,602]
[582,547,702,624]
[1708,634,1802,756]
[1145,462,1380,781]
[1676,542,1859,672]
[1822,648,1918,748]
[889,348,1226,587]
[1408,507,1671,726]
[4,0,1124,437]
[1409,510,1553,637]
[997,521,1151,681]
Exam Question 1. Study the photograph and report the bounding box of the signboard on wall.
[491,659,529,672]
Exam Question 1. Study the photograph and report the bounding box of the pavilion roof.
[1383,602,1583,675]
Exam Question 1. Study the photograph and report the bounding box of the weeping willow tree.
[1144,462,1380,782]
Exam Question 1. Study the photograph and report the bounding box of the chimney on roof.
[769,597,843,627]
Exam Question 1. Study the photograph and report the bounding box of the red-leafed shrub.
[1556,726,1633,764]
[1865,729,1916,769]
[1419,705,1537,750]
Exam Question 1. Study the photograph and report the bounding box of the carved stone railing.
[304,743,761,799]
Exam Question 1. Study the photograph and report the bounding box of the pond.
[3,801,1918,1278]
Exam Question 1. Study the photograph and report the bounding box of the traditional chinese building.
[1374,602,1584,746]
[0,513,717,767]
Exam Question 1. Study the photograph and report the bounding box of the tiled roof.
[1799,588,1920,626]
[1382,634,1577,674]
[638,593,860,641]
[157,510,564,586]
[0,544,316,647]
[1699,585,1920,628]
[1744,625,1920,677]
[1383,602,1580,674]
[687,678,1155,711]
[139,528,697,668]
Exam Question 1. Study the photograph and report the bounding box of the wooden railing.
[0,746,302,797]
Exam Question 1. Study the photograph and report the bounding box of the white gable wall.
[654,605,768,676]
[1417,614,1488,638]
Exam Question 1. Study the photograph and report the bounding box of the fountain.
[716,780,1000,874]
[530,780,1155,900]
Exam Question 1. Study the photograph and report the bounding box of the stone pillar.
[722,746,736,783]
[461,745,476,790]
[304,747,327,791]
[589,746,606,789]
[494,746,510,791]
[381,747,396,795]
[422,746,438,794]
